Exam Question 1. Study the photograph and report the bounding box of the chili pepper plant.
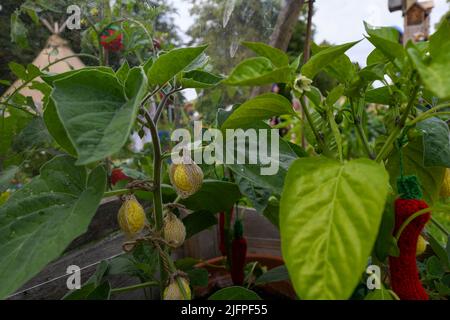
[0,3,449,300]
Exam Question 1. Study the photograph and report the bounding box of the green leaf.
[43,97,77,156]
[10,11,28,48]
[181,180,241,212]
[242,41,289,67]
[86,281,111,300]
[226,122,299,195]
[301,41,359,79]
[0,109,33,159]
[182,210,218,239]
[147,45,208,86]
[359,64,385,82]
[12,117,52,153]
[374,195,396,262]
[50,68,147,165]
[326,85,345,106]
[0,166,19,193]
[255,265,289,285]
[208,286,262,300]
[8,62,28,80]
[428,234,450,269]
[304,86,323,108]
[175,257,201,271]
[234,174,271,213]
[115,61,130,84]
[364,22,400,42]
[417,117,450,168]
[386,138,445,204]
[280,158,389,299]
[367,48,389,65]
[224,57,293,86]
[364,286,396,300]
[0,156,106,299]
[221,93,295,129]
[41,67,115,85]
[181,70,224,89]
[364,22,405,63]
[186,268,209,287]
[365,86,393,105]
[408,21,450,100]
[310,43,356,83]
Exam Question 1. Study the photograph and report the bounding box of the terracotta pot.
[194,254,297,299]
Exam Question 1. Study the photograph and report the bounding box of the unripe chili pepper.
[389,175,431,300]
[231,219,247,286]
[111,168,129,186]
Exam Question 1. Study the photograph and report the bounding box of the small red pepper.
[389,176,430,300]
[231,219,247,286]
[218,208,234,256]
[111,168,129,186]
[100,26,124,52]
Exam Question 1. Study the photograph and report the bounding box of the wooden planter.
[8,198,283,300]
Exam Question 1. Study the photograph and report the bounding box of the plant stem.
[296,99,325,151]
[103,189,129,198]
[143,107,167,296]
[395,207,432,241]
[110,281,159,295]
[350,98,375,159]
[375,85,419,163]
[355,119,375,159]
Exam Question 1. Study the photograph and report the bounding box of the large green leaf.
[386,138,445,204]
[43,97,77,156]
[224,57,293,86]
[301,41,359,79]
[280,158,389,299]
[242,41,289,67]
[50,68,147,165]
[221,93,295,129]
[147,45,208,86]
[0,155,106,299]
[208,286,261,300]
[181,180,241,212]
[417,117,450,168]
[408,21,450,100]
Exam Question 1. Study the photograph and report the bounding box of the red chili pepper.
[100,27,124,52]
[231,219,247,286]
[389,176,430,300]
[218,208,234,256]
[111,168,129,186]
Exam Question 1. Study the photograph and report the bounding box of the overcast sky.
[170,0,449,66]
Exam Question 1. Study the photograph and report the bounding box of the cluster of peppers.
[218,208,248,286]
